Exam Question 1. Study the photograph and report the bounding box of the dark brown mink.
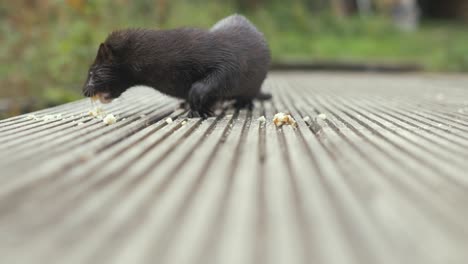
[82,14,271,117]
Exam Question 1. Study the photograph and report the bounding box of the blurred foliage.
[1,0,468,114]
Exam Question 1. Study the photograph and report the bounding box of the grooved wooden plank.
[1,73,468,264]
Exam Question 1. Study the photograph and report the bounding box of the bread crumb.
[317,113,327,120]
[103,114,117,125]
[273,112,297,128]
[166,117,173,124]
[181,120,187,125]
[42,115,54,121]
[258,116,266,123]
[88,106,105,118]
[76,122,84,126]
[303,116,311,122]
[25,114,36,120]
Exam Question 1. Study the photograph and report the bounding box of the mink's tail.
[256,92,272,100]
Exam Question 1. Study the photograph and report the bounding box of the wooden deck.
[1,72,468,264]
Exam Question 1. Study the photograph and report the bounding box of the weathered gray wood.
[1,73,468,264]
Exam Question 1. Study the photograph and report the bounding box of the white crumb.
[103,114,117,125]
[76,122,84,126]
[122,118,127,121]
[25,114,36,120]
[42,115,54,121]
[317,113,327,120]
[273,112,297,128]
[303,116,311,122]
[165,117,173,124]
[181,120,187,125]
[226,114,233,118]
[140,114,146,118]
[258,116,266,123]
[88,106,105,118]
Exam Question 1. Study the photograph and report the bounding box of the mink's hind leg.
[188,63,240,118]
[233,97,253,110]
[188,82,216,118]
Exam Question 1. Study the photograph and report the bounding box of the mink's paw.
[188,83,215,118]
[187,109,213,119]
[188,83,210,111]
[234,99,253,110]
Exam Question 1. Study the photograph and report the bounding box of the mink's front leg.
[188,67,238,118]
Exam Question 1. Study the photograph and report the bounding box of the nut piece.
[303,116,311,122]
[103,114,117,125]
[165,117,173,124]
[273,112,297,128]
[258,116,266,123]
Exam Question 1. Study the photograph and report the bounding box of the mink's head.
[82,42,132,103]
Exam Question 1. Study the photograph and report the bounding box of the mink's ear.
[96,43,114,63]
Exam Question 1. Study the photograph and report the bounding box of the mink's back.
[104,15,270,100]
[210,15,271,99]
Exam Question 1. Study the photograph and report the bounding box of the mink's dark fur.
[82,14,271,117]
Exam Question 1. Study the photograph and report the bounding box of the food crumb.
[88,106,105,118]
[303,116,311,122]
[273,112,297,128]
[42,115,54,121]
[258,116,266,123]
[317,113,327,120]
[25,114,36,120]
[103,114,117,125]
[76,122,84,126]
[181,120,187,125]
[166,117,173,124]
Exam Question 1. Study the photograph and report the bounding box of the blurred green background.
[1,0,468,118]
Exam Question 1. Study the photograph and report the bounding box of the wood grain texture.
[1,72,468,264]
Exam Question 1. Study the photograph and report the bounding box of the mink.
[82,14,271,117]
